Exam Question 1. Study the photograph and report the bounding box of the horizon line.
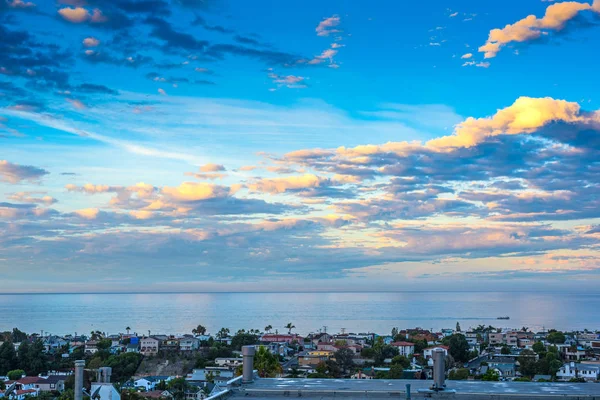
[0,289,597,295]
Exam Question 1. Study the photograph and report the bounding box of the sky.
[1,0,600,293]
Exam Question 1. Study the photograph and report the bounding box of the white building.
[556,362,600,382]
[423,346,449,359]
[390,342,415,357]
[133,376,171,391]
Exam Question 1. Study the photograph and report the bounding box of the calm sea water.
[0,292,598,336]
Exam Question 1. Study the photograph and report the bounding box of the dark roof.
[44,375,67,384]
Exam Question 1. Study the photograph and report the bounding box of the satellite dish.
[92,386,102,399]
[4,382,17,396]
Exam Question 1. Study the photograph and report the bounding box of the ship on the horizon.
[497,316,510,320]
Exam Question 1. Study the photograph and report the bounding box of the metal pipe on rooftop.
[432,348,445,391]
[242,345,256,384]
[74,360,85,400]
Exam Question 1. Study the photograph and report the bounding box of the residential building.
[140,337,160,356]
[298,350,332,367]
[260,334,302,344]
[389,342,415,356]
[556,362,600,381]
[423,345,449,359]
[139,390,173,399]
[214,358,243,369]
[134,376,172,391]
[489,333,503,346]
[126,343,139,353]
[85,340,99,354]
[180,337,200,351]
[563,346,586,361]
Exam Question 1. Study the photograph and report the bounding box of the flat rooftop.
[227,378,600,399]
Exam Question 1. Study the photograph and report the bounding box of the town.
[1,323,599,400]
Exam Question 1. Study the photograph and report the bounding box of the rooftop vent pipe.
[242,345,256,384]
[432,349,446,391]
[74,360,85,400]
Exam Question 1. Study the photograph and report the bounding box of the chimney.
[242,345,256,383]
[432,349,445,391]
[74,360,85,400]
[96,367,112,383]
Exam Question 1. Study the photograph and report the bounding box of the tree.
[391,355,411,369]
[0,341,17,375]
[501,345,511,355]
[285,323,295,334]
[412,338,429,354]
[168,377,189,400]
[517,349,537,377]
[391,327,399,338]
[7,369,25,380]
[388,363,403,379]
[192,325,207,336]
[254,346,282,378]
[547,331,566,344]
[231,332,259,351]
[334,348,355,375]
[11,328,27,343]
[442,334,470,363]
[532,341,546,354]
[456,322,461,332]
[448,368,469,380]
[0,380,5,391]
[126,327,131,335]
[481,369,499,381]
[97,338,112,351]
[265,325,272,334]
[216,328,230,340]
[361,348,375,359]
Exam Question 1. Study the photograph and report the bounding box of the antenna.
[323,326,328,333]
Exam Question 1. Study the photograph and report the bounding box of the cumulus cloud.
[248,174,330,194]
[479,1,600,58]
[427,96,599,149]
[461,53,473,59]
[268,71,307,89]
[7,192,57,205]
[316,15,341,36]
[83,37,100,47]
[58,7,90,23]
[199,163,226,172]
[0,160,49,184]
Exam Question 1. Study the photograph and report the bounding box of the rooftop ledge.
[228,378,600,399]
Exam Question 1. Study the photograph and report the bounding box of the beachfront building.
[140,337,160,356]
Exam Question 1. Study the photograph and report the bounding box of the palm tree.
[285,323,295,334]
[126,326,131,335]
[217,327,230,340]
[254,346,283,378]
[192,325,206,336]
[265,325,273,334]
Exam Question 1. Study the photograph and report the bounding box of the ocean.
[0,291,598,336]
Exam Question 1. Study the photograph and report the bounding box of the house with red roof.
[390,341,415,356]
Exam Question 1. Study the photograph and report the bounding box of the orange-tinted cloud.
[479,1,600,58]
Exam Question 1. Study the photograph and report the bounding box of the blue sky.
[1,0,600,292]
